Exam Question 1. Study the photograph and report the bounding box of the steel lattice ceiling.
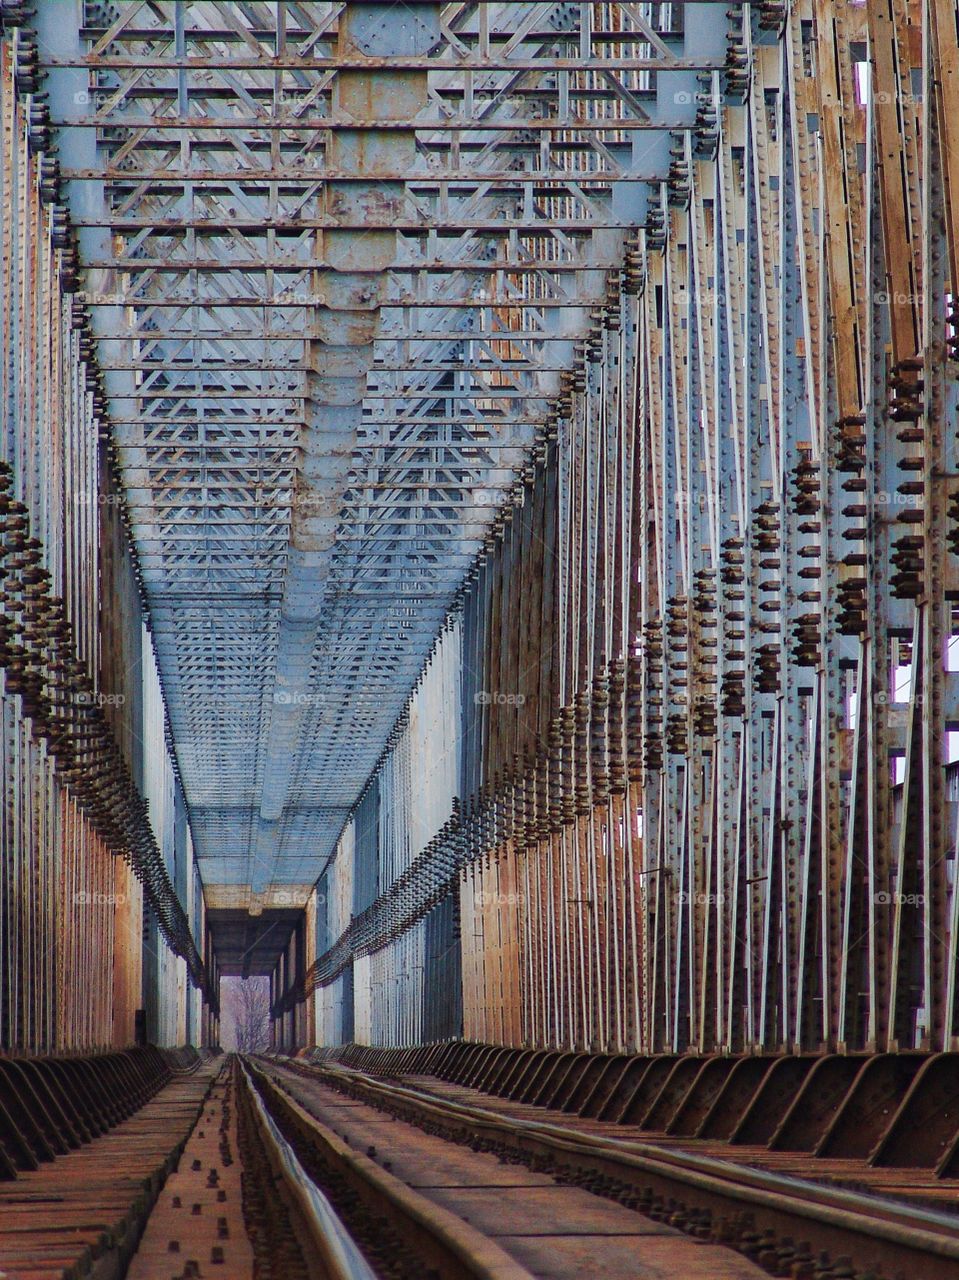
[37,0,724,897]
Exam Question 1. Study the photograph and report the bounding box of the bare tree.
[230,979,271,1053]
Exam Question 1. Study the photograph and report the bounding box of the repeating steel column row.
[306,0,959,1058]
[0,16,216,1050]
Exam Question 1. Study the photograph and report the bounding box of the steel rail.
[241,1058,535,1280]
[302,1063,959,1280]
[236,1058,378,1280]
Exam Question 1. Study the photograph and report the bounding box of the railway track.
[122,1052,760,1280]
[258,1056,959,1280]
[241,1056,763,1280]
[125,1057,378,1280]
[18,1047,952,1279]
[5,1046,756,1280]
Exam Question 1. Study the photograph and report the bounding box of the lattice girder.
[38,0,729,889]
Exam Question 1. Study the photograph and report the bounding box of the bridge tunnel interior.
[5,2,959,1274]
[0,0,959,1154]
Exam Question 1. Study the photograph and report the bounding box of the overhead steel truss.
[32,0,725,894]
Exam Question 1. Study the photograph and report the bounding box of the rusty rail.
[236,1057,379,1280]
[303,1060,959,1280]
[243,1057,537,1280]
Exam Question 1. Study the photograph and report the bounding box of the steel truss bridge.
[1,0,959,1072]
